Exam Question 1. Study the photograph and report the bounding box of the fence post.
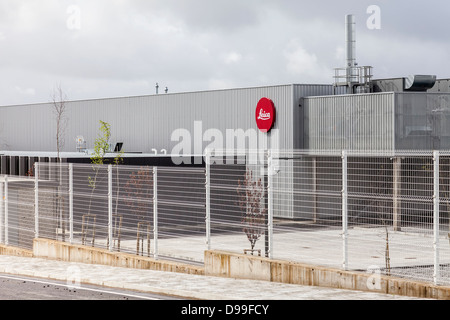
[153,166,158,260]
[34,163,39,239]
[69,163,73,244]
[267,150,273,259]
[108,164,113,252]
[342,150,348,270]
[0,178,3,244]
[433,150,440,285]
[205,149,211,251]
[4,175,8,246]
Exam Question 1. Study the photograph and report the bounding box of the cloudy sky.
[0,0,448,105]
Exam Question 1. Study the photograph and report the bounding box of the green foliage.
[86,120,123,215]
[91,120,111,165]
[88,120,123,183]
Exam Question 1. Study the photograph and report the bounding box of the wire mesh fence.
[207,150,450,286]
[0,150,450,287]
[27,163,206,263]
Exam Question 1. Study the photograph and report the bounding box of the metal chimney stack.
[345,14,357,84]
[333,14,373,94]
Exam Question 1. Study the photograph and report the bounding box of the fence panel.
[209,152,268,258]
[271,151,344,268]
[33,163,206,263]
[108,165,154,256]
[346,154,436,283]
[156,167,206,262]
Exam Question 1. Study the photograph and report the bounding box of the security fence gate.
[0,150,450,287]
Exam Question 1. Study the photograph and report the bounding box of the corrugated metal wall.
[273,84,340,219]
[303,92,395,151]
[0,84,338,155]
[0,84,336,220]
[0,86,291,154]
[395,92,450,150]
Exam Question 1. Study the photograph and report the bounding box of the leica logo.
[257,109,271,121]
[255,98,275,133]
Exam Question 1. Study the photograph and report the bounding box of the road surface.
[0,273,182,300]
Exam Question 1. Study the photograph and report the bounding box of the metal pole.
[34,163,39,239]
[108,164,113,252]
[267,150,274,259]
[153,166,158,260]
[0,178,3,244]
[393,157,402,231]
[4,175,8,246]
[205,150,211,251]
[433,150,440,285]
[69,163,73,244]
[342,150,348,270]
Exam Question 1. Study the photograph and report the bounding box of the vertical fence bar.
[393,157,402,231]
[69,163,73,244]
[0,178,3,244]
[433,150,440,285]
[153,166,158,260]
[108,164,113,252]
[34,163,39,239]
[342,150,348,270]
[4,175,8,246]
[267,150,273,259]
[205,150,211,251]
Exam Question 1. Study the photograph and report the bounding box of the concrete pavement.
[0,254,428,300]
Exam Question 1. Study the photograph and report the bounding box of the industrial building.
[0,13,448,234]
[1,13,449,169]
[1,75,449,172]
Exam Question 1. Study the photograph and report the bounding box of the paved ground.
[0,255,429,300]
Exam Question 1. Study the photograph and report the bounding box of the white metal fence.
[1,163,206,263]
[0,150,450,287]
[207,150,450,286]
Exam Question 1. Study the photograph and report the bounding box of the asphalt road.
[0,273,182,300]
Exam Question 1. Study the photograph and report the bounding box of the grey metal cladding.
[394,92,450,150]
[0,84,336,154]
[303,92,395,151]
[303,91,450,151]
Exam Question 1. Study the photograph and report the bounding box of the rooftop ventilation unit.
[404,75,437,91]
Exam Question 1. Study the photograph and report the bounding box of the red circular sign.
[255,97,275,133]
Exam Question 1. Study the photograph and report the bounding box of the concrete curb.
[205,250,450,300]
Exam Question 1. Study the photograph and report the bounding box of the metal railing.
[0,150,450,287]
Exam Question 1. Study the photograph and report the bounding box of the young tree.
[236,169,266,253]
[84,120,123,246]
[51,84,68,240]
[51,84,68,159]
[124,167,153,220]
[124,167,153,255]
[87,120,122,214]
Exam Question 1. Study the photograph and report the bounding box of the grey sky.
[0,0,448,105]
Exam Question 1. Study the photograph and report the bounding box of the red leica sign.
[255,97,275,133]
